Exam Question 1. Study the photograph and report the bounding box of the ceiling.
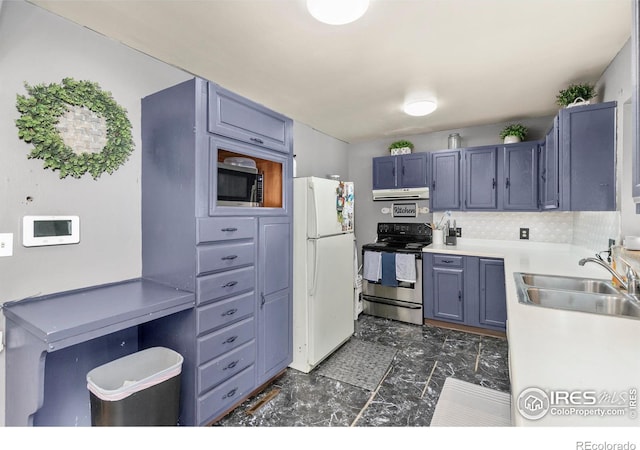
[30,0,631,144]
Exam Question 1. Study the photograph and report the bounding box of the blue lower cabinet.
[423,253,506,332]
[478,258,507,330]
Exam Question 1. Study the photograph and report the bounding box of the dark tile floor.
[214,314,510,427]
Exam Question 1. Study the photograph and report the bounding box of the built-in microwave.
[217,162,264,207]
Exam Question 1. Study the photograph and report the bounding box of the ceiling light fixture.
[403,100,437,117]
[306,0,370,25]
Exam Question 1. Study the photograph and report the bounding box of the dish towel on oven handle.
[363,250,382,282]
[395,253,416,283]
[381,252,399,287]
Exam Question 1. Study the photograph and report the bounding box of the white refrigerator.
[291,176,355,373]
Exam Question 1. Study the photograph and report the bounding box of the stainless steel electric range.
[361,222,431,325]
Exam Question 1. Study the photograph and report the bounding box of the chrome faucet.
[578,256,639,294]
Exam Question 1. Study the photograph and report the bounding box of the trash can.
[86,347,183,426]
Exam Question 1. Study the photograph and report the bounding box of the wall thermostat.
[22,215,80,247]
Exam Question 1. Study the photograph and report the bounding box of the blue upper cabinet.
[372,155,398,189]
[539,118,560,210]
[401,153,430,187]
[372,153,429,190]
[501,142,539,211]
[462,146,498,210]
[559,101,616,211]
[208,83,291,154]
[431,150,461,211]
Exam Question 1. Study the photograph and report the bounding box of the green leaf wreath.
[15,78,134,179]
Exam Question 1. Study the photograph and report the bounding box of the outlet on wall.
[0,233,13,257]
[519,228,529,240]
[455,227,462,237]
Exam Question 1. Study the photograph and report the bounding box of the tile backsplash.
[572,211,620,252]
[432,211,574,243]
[431,210,621,250]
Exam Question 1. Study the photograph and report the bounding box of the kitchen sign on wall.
[392,202,417,217]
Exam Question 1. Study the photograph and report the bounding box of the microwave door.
[217,165,261,207]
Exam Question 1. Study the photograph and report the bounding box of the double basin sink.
[515,273,640,320]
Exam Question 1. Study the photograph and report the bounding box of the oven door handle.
[362,296,422,310]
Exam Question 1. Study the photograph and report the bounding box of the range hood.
[372,187,429,201]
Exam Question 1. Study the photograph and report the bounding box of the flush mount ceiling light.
[306,0,370,25]
[403,100,437,117]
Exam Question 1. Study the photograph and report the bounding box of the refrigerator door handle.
[309,180,319,238]
[310,239,319,297]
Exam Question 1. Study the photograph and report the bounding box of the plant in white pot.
[499,124,528,144]
[556,83,596,108]
[389,140,414,155]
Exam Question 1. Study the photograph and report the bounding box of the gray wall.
[347,116,554,259]
[293,122,350,178]
[0,0,193,425]
[0,1,350,425]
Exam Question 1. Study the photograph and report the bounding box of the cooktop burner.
[362,222,432,254]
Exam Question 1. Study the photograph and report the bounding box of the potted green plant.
[500,124,528,144]
[556,83,596,108]
[389,140,414,155]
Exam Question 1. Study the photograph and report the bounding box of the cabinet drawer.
[197,266,255,304]
[197,291,255,335]
[197,217,256,243]
[208,83,290,154]
[198,317,255,364]
[198,365,256,426]
[433,254,464,268]
[198,340,256,394]
[196,241,255,275]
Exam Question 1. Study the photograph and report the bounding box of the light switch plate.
[0,233,13,257]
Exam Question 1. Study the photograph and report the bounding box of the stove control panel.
[376,222,430,237]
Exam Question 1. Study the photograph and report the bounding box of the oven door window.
[218,168,259,203]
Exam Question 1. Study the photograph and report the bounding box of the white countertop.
[423,239,640,426]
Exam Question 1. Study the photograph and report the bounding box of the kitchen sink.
[524,287,640,319]
[515,272,640,320]
[519,273,620,294]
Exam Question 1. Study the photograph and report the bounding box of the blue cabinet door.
[372,155,398,189]
[208,83,291,154]
[478,258,507,330]
[463,146,498,210]
[559,101,616,211]
[432,267,465,323]
[400,153,429,187]
[540,119,559,210]
[502,143,539,211]
[431,150,461,211]
[257,217,292,383]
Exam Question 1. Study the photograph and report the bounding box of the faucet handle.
[626,266,639,295]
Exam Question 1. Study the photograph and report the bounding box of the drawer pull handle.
[223,388,238,399]
[221,255,238,261]
[250,137,264,144]
[442,259,454,264]
[221,227,238,232]
[223,336,238,344]
[221,308,238,317]
[223,360,239,371]
[222,281,238,288]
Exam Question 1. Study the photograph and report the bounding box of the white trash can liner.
[87,347,183,402]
